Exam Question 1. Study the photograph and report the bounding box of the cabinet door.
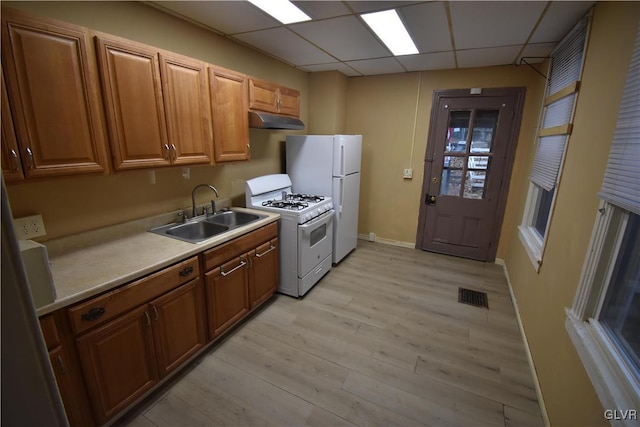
[49,346,96,427]
[248,78,279,114]
[76,305,157,425]
[95,35,171,170]
[1,67,23,181]
[1,10,107,178]
[150,278,206,377]
[249,238,279,308]
[160,52,211,166]
[209,66,249,162]
[277,86,300,117]
[205,256,249,339]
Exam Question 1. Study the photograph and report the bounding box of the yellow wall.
[308,71,348,134]
[499,2,640,426]
[346,67,544,246]
[4,1,307,239]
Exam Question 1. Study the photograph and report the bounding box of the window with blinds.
[598,23,640,215]
[529,16,589,191]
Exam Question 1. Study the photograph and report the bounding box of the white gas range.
[246,174,334,297]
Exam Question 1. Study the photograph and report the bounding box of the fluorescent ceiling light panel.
[361,9,418,56]
[248,0,311,24]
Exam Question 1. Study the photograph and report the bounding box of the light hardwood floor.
[119,241,544,427]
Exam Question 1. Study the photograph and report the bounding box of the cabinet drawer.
[68,256,200,335]
[202,222,277,271]
[39,314,59,350]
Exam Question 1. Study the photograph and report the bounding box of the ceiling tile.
[450,1,548,50]
[399,2,452,53]
[233,28,336,65]
[344,57,406,75]
[530,1,594,44]
[299,63,362,77]
[346,1,419,14]
[292,1,351,19]
[397,51,456,71]
[153,1,278,35]
[290,15,389,61]
[457,45,522,68]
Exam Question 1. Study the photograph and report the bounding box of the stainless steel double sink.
[149,210,266,243]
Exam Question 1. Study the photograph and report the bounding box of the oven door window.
[309,224,326,247]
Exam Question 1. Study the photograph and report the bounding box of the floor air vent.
[458,287,489,309]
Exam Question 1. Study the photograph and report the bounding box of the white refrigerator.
[286,135,362,264]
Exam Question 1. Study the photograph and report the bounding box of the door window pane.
[600,213,640,373]
[468,156,489,170]
[464,171,486,199]
[446,111,471,153]
[471,110,498,153]
[440,169,462,196]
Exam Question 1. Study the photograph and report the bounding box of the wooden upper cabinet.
[160,52,211,166]
[95,35,170,170]
[1,67,23,182]
[249,77,300,118]
[209,66,249,162]
[1,8,108,178]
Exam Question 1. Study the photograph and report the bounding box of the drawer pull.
[255,244,276,258]
[221,258,247,277]
[179,266,194,277]
[57,355,67,374]
[81,307,105,322]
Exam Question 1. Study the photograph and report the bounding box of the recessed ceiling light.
[248,0,311,25]
[361,9,419,56]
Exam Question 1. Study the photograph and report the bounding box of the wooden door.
[95,35,170,170]
[248,239,278,308]
[204,256,249,339]
[160,52,211,166]
[1,10,107,178]
[76,305,157,425]
[417,88,524,261]
[1,67,23,181]
[277,86,300,117]
[150,278,206,377]
[209,66,250,162]
[248,78,279,114]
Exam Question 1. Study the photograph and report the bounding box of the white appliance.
[286,135,362,263]
[246,174,334,297]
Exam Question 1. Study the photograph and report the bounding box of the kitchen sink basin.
[149,209,266,243]
[206,210,262,228]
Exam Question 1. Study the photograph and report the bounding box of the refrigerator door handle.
[339,177,344,215]
[341,144,345,176]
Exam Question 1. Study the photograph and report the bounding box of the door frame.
[415,87,526,261]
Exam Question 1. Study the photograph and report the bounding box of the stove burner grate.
[262,200,309,210]
[285,193,326,203]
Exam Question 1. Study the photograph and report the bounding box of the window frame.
[519,15,591,271]
[565,203,640,423]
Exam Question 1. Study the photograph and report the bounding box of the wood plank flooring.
[118,241,544,427]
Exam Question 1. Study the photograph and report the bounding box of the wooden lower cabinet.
[76,305,158,424]
[205,255,250,338]
[249,238,279,308]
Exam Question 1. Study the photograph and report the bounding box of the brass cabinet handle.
[81,307,105,322]
[57,355,67,374]
[220,258,247,277]
[25,147,34,169]
[171,144,177,161]
[152,305,159,321]
[164,144,170,160]
[179,266,194,277]
[144,310,151,326]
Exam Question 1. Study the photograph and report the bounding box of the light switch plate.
[403,168,413,179]
[14,214,46,240]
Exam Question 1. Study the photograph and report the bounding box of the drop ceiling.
[149,1,595,76]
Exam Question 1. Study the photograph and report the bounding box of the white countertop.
[36,207,279,316]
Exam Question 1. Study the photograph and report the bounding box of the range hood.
[248,111,305,130]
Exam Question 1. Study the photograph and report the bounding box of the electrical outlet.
[14,214,46,240]
[403,168,413,179]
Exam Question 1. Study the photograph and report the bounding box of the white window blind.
[530,16,589,191]
[599,22,640,215]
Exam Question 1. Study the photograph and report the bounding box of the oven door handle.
[300,210,334,235]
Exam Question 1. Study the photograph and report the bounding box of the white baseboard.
[495,258,550,427]
[357,233,415,249]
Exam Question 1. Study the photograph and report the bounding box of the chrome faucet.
[191,184,220,218]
